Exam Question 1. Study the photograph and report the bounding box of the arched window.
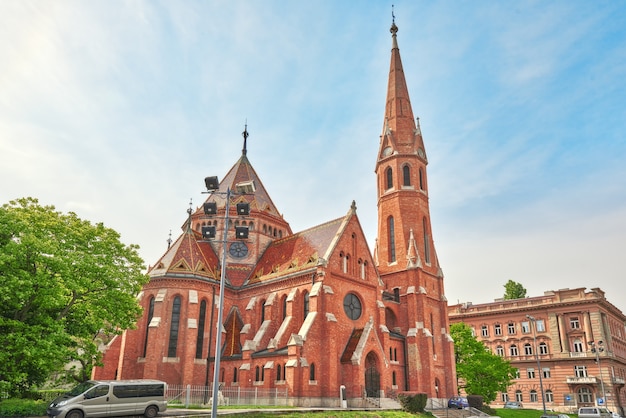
[309,363,316,381]
[530,390,538,402]
[577,387,593,403]
[386,167,393,189]
[281,295,287,320]
[509,344,519,356]
[303,291,309,319]
[539,342,548,355]
[388,216,396,262]
[195,300,207,359]
[168,296,182,357]
[496,345,504,356]
[515,389,523,402]
[423,218,431,264]
[573,338,584,352]
[255,366,261,382]
[419,168,424,190]
[276,364,282,381]
[524,343,533,355]
[545,390,554,403]
[233,367,238,383]
[260,299,266,325]
[143,296,155,357]
[402,165,411,186]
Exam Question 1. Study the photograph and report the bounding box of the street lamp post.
[589,340,607,408]
[203,174,253,418]
[527,315,547,415]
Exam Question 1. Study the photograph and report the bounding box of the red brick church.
[94,20,457,407]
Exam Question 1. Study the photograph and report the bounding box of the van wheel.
[66,410,83,418]
[144,405,159,418]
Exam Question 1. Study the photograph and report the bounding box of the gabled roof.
[147,228,219,281]
[246,217,345,285]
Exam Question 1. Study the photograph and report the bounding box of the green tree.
[450,322,516,403]
[0,198,149,395]
[503,280,527,300]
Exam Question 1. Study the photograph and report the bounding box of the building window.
[515,369,520,379]
[423,218,431,264]
[573,338,584,353]
[521,321,531,333]
[343,293,362,320]
[516,390,523,402]
[309,363,316,381]
[233,367,238,383]
[496,345,504,356]
[419,168,424,190]
[195,300,207,359]
[524,343,533,356]
[508,322,516,334]
[536,319,546,332]
[260,299,265,325]
[545,390,554,403]
[386,167,393,189]
[527,368,535,378]
[539,342,548,355]
[276,364,282,381]
[303,291,310,319]
[575,365,588,378]
[402,165,411,186]
[282,295,287,320]
[388,216,396,262]
[494,324,502,336]
[392,371,397,386]
[542,368,551,378]
[501,393,509,402]
[481,325,489,337]
[509,344,519,356]
[255,366,261,382]
[142,296,155,357]
[570,317,580,329]
[167,296,182,358]
[578,387,593,403]
[530,390,538,402]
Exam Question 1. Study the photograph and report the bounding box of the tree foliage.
[450,322,516,403]
[503,280,527,300]
[0,198,149,394]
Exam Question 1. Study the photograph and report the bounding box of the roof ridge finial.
[242,120,249,156]
[390,5,399,48]
[186,198,193,231]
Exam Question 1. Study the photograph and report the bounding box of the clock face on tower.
[229,241,248,258]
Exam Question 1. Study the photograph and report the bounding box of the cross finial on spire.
[390,5,398,36]
[186,198,193,231]
[242,121,249,156]
[167,229,172,249]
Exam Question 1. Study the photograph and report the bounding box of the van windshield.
[66,381,98,397]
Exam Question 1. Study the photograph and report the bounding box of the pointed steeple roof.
[197,128,284,218]
[380,19,425,156]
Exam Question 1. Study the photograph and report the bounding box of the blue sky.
[1,1,625,312]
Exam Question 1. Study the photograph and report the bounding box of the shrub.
[467,394,483,409]
[398,392,428,413]
[0,398,48,417]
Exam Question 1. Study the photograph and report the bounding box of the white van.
[578,407,612,418]
[47,379,167,418]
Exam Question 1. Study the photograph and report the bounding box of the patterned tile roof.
[246,217,346,285]
[147,228,220,281]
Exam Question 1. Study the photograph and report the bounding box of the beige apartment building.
[449,287,626,415]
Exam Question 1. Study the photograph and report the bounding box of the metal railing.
[166,384,289,408]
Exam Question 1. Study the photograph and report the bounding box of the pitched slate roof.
[246,217,345,285]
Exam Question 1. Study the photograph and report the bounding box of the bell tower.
[375,19,438,280]
[375,17,456,397]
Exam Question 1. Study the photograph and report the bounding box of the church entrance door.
[365,352,380,398]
